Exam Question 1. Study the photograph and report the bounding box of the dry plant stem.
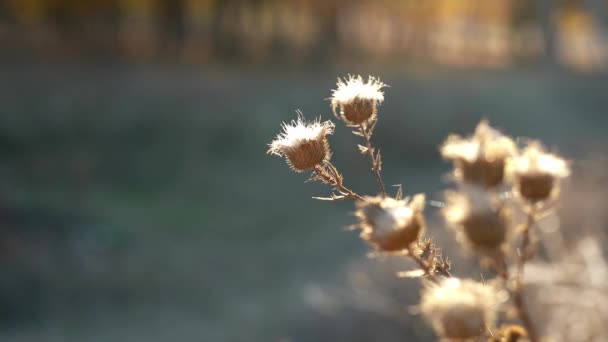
[406,246,452,283]
[513,206,538,342]
[494,252,510,282]
[359,123,387,196]
[313,163,364,201]
[436,266,452,278]
[407,247,439,284]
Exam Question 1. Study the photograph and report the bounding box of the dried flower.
[420,278,500,339]
[331,75,386,125]
[441,121,517,188]
[356,194,425,251]
[489,325,529,342]
[268,113,334,172]
[509,142,570,202]
[443,186,510,253]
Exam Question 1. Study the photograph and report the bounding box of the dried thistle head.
[443,186,510,253]
[441,121,517,188]
[509,142,570,202]
[490,325,529,342]
[420,278,501,339]
[268,113,334,172]
[330,75,386,125]
[356,194,425,252]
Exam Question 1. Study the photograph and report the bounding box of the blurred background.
[0,0,607,341]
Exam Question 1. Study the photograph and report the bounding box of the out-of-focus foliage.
[2,0,608,70]
[0,1,606,341]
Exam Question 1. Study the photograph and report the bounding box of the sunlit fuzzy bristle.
[508,142,570,202]
[330,75,386,125]
[443,186,510,253]
[490,324,528,342]
[421,278,501,340]
[441,120,517,188]
[268,113,335,172]
[356,194,425,251]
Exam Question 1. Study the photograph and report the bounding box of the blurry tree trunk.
[159,0,185,60]
[538,0,558,66]
[182,0,215,62]
[310,0,339,63]
[210,0,244,61]
[5,0,49,28]
[583,0,608,38]
[118,0,158,61]
[163,0,185,41]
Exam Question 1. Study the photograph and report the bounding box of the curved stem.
[435,262,453,278]
[407,246,439,284]
[359,123,387,197]
[313,164,364,201]
[513,205,539,342]
[405,246,452,283]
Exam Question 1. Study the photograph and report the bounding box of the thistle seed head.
[268,113,334,172]
[443,186,510,252]
[356,194,425,251]
[509,142,570,202]
[490,325,528,342]
[441,121,517,188]
[420,278,500,340]
[331,75,386,125]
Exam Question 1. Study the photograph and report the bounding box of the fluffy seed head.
[331,75,386,125]
[441,121,517,188]
[509,142,570,202]
[421,278,500,340]
[443,186,510,252]
[356,194,425,251]
[268,113,334,172]
[490,325,528,342]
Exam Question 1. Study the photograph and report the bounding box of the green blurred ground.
[0,65,606,341]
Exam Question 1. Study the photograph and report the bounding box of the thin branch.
[493,251,510,282]
[513,205,539,342]
[313,163,364,201]
[404,245,452,283]
[434,257,453,278]
[407,247,439,284]
[358,122,387,196]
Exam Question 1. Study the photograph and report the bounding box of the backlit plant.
[268,75,575,341]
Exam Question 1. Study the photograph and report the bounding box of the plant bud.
[421,278,500,339]
[331,75,386,125]
[509,142,570,202]
[268,114,334,172]
[441,121,516,188]
[356,194,425,251]
[443,187,510,252]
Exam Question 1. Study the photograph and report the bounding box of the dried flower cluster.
[441,121,517,188]
[443,187,511,255]
[331,75,386,125]
[268,75,575,341]
[509,142,570,202]
[268,113,334,172]
[356,194,425,252]
[420,278,502,339]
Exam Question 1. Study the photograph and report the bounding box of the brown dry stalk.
[513,206,538,342]
[495,253,510,282]
[404,244,452,283]
[408,247,440,284]
[358,122,387,196]
[434,260,453,278]
[313,163,364,201]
